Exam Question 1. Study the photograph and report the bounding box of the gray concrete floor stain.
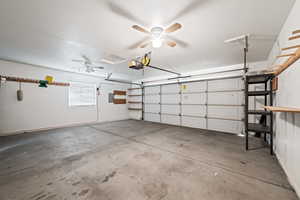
[0,120,298,200]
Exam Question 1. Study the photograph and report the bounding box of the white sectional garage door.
[161,84,181,126]
[181,81,207,129]
[144,86,160,123]
[143,77,244,134]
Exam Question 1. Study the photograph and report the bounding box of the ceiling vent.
[101,54,127,65]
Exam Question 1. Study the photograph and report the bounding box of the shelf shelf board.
[248,123,271,133]
[264,106,300,113]
[248,91,271,96]
[247,74,273,84]
[289,35,300,40]
[128,108,143,111]
[273,47,300,76]
[128,88,142,90]
[292,29,300,35]
[248,110,271,115]
[128,101,142,104]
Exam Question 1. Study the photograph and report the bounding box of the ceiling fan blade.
[86,69,94,73]
[128,37,151,49]
[93,66,105,70]
[82,55,91,64]
[166,36,188,48]
[108,2,147,26]
[165,0,208,25]
[165,23,182,33]
[132,25,150,34]
[166,41,177,47]
[140,42,150,48]
[72,59,84,63]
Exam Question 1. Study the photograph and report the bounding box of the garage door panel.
[161,105,180,115]
[144,77,244,135]
[207,106,243,120]
[208,92,243,105]
[161,84,180,93]
[182,93,206,104]
[129,89,142,95]
[144,113,160,123]
[208,119,242,134]
[182,105,206,117]
[182,82,207,93]
[145,86,160,94]
[130,104,142,109]
[161,94,180,104]
[144,95,160,104]
[129,96,142,102]
[145,104,160,113]
[208,78,243,91]
[182,116,206,129]
[161,115,180,126]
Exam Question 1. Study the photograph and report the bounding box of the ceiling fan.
[108,0,208,50]
[72,55,105,73]
[130,23,183,49]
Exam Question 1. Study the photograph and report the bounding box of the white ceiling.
[0,0,295,80]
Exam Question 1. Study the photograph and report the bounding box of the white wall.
[267,0,300,197]
[0,60,129,135]
[98,83,129,122]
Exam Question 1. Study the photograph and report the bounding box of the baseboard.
[0,118,130,137]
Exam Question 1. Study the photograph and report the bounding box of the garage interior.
[0,0,300,200]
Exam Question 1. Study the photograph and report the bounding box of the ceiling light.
[151,27,164,38]
[152,39,162,48]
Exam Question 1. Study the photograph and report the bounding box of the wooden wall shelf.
[292,30,300,35]
[264,106,300,113]
[128,101,142,104]
[114,90,127,95]
[127,87,143,113]
[1,75,70,86]
[113,99,126,104]
[273,47,300,76]
[271,29,300,76]
[289,35,300,41]
[277,53,296,58]
[282,45,300,51]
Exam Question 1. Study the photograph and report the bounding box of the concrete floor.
[0,120,298,200]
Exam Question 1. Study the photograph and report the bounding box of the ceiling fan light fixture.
[151,27,164,38]
[86,68,94,73]
[152,39,162,48]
